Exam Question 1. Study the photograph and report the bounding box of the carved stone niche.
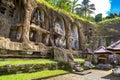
[70,24,79,50]
[53,16,66,48]
[30,7,49,30]
[29,27,50,45]
[41,33,50,46]
[29,28,37,42]
[9,25,22,42]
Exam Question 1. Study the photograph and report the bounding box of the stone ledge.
[0,37,48,52]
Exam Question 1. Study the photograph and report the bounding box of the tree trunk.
[22,0,33,43]
[84,7,87,17]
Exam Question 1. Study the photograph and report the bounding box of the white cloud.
[77,0,111,17]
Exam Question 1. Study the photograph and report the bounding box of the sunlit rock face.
[0,0,95,55]
[96,19,120,48]
[53,17,66,48]
[29,7,50,45]
[31,8,46,29]
[70,24,79,50]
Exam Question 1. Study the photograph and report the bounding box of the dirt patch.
[46,69,120,80]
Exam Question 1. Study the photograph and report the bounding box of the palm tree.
[78,0,95,17]
[71,0,80,13]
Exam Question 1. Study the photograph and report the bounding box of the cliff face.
[0,0,95,56]
[95,18,120,48]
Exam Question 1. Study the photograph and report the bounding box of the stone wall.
[0,0,95,57]
[0,62,73,75]
[94,18,120,49]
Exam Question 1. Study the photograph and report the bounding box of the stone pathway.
[45,69,120,80]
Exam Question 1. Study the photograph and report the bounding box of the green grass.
[74,58,85,63]
[98,17,120,25]
[0,70,68,80]
[0,59,57,66]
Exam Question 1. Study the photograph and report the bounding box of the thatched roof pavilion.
[94,46,112,63]
[107,40,120,54]
[94,46,111,54]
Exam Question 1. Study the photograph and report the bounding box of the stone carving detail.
[0,5,6,14]
[0,0,95,53]
[0,0,15,17]
[31,8,45,29]
[29,7,50,45]
[29,29,37,42]
[53,17,66,48]
[70,24,79,50]
[9,26,22,42]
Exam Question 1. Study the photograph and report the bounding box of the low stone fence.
[0,62,73,75]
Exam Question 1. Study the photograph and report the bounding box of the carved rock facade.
[0,0,94,58]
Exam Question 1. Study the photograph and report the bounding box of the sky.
[109,0,120,14]
[77,0,120,17]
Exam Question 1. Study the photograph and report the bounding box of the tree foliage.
[106,13,120,19]
[97,17,120,37]
[95,13,102,22]
[71,0,80,13]
[77,0,95,17]
[46,0,72,12]
[45,0,96,22]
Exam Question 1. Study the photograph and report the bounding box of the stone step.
[72,70,92,75]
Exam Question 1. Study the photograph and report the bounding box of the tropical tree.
[106,13,119,19]
[75,8,84,17]
[45,0,57,6]
[78,0,95,17]
[46,0,72,12]
[71,0,80,13]
[57,0,72,12]
[95,13,102,22]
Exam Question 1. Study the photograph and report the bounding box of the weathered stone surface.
[53,48,68,62]
[0,63,58,75]
[113,67,120,76]
[46,69,120,80]
[96,64,112,70]
[0,0,95,58]
[0,37,48,52]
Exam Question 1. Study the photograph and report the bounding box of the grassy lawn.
[0,59,57,66]
[0,70,68,80]
[74,58,85,63]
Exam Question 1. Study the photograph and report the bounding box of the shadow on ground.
[102,73,120,80]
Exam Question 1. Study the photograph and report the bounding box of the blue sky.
[108,0,120,14]
[77,0,120,17]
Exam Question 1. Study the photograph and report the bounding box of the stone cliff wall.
[0,0,95,57]
[94,18,120,49]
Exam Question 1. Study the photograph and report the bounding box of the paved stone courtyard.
[45,69,120,80]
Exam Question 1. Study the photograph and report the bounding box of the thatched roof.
[107,40,120,51]
[94,46,111,54]
[83,48,93,54]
